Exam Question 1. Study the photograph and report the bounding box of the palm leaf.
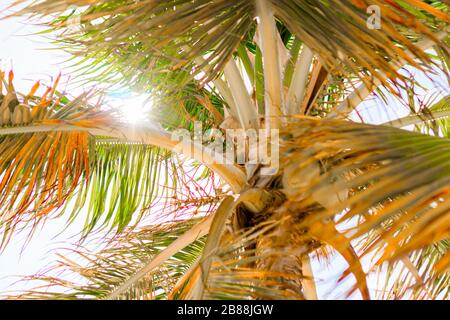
[375,239,450,299]
[280,117,450,296]
[0,71,233,248]
[0,71,113,247]
[4,217,208,300]
[383,94,450,129]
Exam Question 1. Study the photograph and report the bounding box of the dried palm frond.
[0,70,112,247]
[279,117,450,296]
[3,217,209,300]
[375,239,449,299]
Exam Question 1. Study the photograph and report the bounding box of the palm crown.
[0,0,449,299]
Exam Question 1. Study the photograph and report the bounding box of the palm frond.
[0,71,231,248]
[3,0,450,301]
[4,217,209,300]
[11,0,255,84]
[383,94,450,128]
[0,70,114,247]
[280,117,450,296]
[375,239,450,299]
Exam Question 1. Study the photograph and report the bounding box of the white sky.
[0,6,115,295]
[0,1,448,300]
[0,6,72,294]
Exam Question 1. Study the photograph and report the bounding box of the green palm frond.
[427,94,450,136]
[68,142,175,236]
[150,81,226,131]
[12,0,255,85]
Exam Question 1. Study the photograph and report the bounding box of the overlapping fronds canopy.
[5,117,450,300]
[10,0,449,104]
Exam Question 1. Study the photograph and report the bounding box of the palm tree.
[0,0,449,299]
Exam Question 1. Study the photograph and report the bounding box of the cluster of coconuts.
[0,71,33,126]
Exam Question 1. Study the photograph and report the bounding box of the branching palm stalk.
[0,0,449,299]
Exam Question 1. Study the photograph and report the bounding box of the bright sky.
[0,6,71,294]
[0,1,448,300]
[0,5,135,295]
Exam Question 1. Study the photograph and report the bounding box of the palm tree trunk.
[254,208,306,300]
[231,189,319,300]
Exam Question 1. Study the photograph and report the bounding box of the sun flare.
[119,95,153,124]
